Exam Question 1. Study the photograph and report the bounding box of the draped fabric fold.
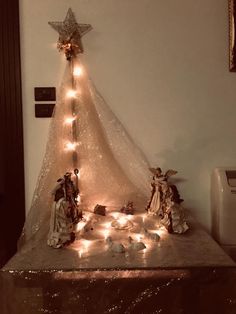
[20,57,151,248]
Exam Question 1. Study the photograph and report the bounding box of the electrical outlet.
[35,103,55,118]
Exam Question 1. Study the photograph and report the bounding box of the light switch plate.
[34,87,56,101]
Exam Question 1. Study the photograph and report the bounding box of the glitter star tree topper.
[49,8,92,60]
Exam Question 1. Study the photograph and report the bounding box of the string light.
[76,220,86,232]
[135,234,142,242]
[157,227,167,237]
[64,116,76,124]
[111,212,120,220]
[103,229,110,240]
[65,142,77,151]
[76,195,81,204]
[102,222,111,229]
[78,250,83,258]
[73,66,83,77]
[118,217,128,225]
[67,89,77,98]
[83,239,91,251]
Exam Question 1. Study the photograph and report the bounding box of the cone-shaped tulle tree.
[20,9,151,249]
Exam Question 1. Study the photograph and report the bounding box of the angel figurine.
[47,169,82,248]
[146,167,189,234]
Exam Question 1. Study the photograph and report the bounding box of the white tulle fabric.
[20,57,151,246]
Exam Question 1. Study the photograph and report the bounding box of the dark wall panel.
[0,0,25,267]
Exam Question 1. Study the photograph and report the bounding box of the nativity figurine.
[142,228,160,242]
[128,236,146,251]
[120,201,135,215]
[106,236,125,253]
[94,204,106,216]
[146,167,189,234]
[47,169,82,248]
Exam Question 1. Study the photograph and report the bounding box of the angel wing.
[165,169,178,178]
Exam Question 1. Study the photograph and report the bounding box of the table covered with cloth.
[1,218,236,314]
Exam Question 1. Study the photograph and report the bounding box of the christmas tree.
[20,9,188,255]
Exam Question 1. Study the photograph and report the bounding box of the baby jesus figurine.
[47,169,82,248]
[146,167,189,234]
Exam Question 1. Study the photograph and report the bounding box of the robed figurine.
[146,167,189,234]
[47,169,82,248]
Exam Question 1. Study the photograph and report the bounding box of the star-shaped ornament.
[49,8,92,60]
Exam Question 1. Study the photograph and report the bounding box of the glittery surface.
[1,268,236,313]
[48,8,92,56]
[19,56,150,251]
[49,8,92,39]
[4,216,235,271]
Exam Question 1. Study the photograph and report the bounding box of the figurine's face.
[67,186,73,196]
[162,183,168,193]
[156,169,162,177]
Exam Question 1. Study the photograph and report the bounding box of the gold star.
[49,8,92,58]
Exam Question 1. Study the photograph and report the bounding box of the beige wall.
[20,0,236,230]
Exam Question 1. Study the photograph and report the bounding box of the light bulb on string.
[65,142,77,151]
[83,239,91,252]
[103,229,110,240]
[78,249,83,258]
[76,195,81,204]
[64,116,76,124]
[73,66,83,77]
[111,212,120,220]
[135,234,142,242]
[102,222,111,229]
[67,89,77,98]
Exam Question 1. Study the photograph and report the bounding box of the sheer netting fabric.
[20,57,151,248]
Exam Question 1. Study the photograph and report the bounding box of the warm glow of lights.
[156,226,167,237]
[111,212,120,220]
[103,229,110,239]
[65,142,77,151]
[102,222,111,229]
[67,89,77,98]
[135,234,142,242]
[64,116,76,124]
[76,220,86,232]
[118,217,128,225]
[78,249,84,258]
[141,214,147,227]
[82,239,91,252]
[156,230,165,237]
[128,214,134,221]
[76,195,81,204]
[73,66,83,77]
[84,212,92,220]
